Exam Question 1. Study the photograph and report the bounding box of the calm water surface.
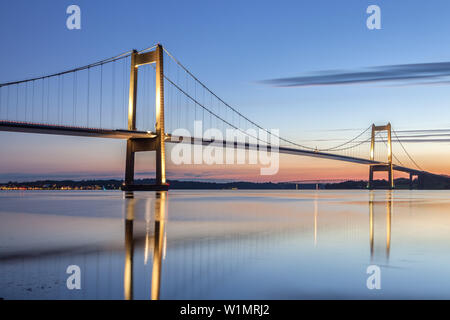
[1,190,450,299]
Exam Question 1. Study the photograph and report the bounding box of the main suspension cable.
[163,47,373,152]
[393,129,424,171]
[0,50,132,88]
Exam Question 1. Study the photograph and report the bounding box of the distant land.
[1,178,449,190]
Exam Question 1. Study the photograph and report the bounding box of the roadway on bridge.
[0,120,434,178]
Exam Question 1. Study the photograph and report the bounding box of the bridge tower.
[121,44,168,191]
[368,123,394,190]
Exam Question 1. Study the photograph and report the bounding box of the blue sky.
[0,0,449,181]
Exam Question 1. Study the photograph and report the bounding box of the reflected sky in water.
[1,190,450,299]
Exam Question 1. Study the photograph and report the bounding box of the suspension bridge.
[0,44,448,190]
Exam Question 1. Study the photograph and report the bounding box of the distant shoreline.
[1,177,447,190]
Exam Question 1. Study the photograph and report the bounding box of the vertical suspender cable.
[170,62,174,133]
[194,81,197,123]
[185,71,188,130]
[145,66,149,130]
[87,67,90,127]
[57,76,60,124]
[5,86,9,120]
[170,67,174,133]
[41,78,45,122]
[47,77,50,123]
[202,85,205,128]
[177,63,181,128]
[123,57,127,129]
[16,84,19,121]
[166,58,169,132]
[210,93,212,130]
[32,80,35,122]
[61,75,64,123]
[122,58,125,129]
[100,64,103,128]
[112,61,115,128]
[24,82,28,121]
[141,67,145,130]
[73,72,77,125]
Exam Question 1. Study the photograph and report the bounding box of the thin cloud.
[394,133,450,139]
[260,62,450,87]
[394,138,450,143]
[396,129,450,134]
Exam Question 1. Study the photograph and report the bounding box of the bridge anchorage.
[121,44,168,192]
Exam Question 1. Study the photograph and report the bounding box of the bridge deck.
[0,120,441,178]
[0,120,155,139]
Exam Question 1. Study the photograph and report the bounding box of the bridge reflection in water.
[369,191,392,262]
[123,191,167,300]
[121,190,394,300]
[3,190,447,299]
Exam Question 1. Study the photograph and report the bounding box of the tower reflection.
[369,191,392,262]
[314,192,318,247]
[124,194,135,300]
[123,191,167,300]
[151,191,167,300]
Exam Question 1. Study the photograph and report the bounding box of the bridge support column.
[154,44,166,186]
[125,139,136,186]
[124,50,138,188]
[409,173,413,190]
[121,45,168,192]
[368,166,374,190]
[388,164,393,190]
[418,174,425,190]
[368,164,394,190]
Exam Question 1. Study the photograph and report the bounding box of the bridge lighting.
[368,123,394,190]
[123,45,167,190]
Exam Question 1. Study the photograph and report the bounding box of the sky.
[0,0,449,182]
